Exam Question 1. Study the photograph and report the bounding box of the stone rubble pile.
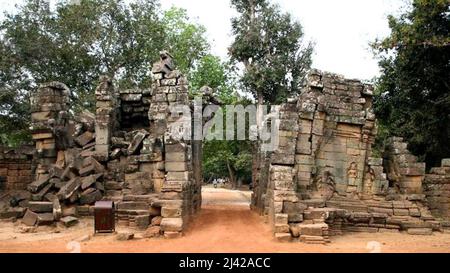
[17,107,109,226]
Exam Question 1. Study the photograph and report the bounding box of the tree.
[203,140,253,188]
[162,7,210,75]
[0,0,210,146]
[229,0,313,105]
[189,54,239,103]
[372,0,450,167]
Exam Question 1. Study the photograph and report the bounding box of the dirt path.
[1,187,450,253]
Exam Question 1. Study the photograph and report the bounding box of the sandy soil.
[0,187,449,253]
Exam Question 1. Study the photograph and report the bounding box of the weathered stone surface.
[22,210,38,226]
[27,201,53,213]
[442,159,450,167]
[81,174,102,190]
[164,231,182,239]
[143,226,161,238]
[75,131,95,147]
[161,207,182,218]
[160,217,183,232]
[275,233,292,242]
[151,216,163,226]
[57,178,81,200]
[128,132,147,155]
[79,189,102,205]
[36,213,54,225]
[27,175,50,193]
[60,216,79,227]
[53,198,62,220]
[407,228,433,235]
[62,206,77,217]
[135,215,150,230]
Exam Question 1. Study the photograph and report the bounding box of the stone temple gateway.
[0,52,449,242]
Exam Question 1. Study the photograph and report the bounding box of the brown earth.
[0,187,450,253]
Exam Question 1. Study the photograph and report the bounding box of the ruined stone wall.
[0,52,202,235]
[0,146,35,191]
[383,137,426,194]
[30,82,71,176]
[2,51,449,240]
[252,70,447,242]
[119,88,151,130]
[424,159,450,220]
[150,51,200,238]
[295,70,383,197]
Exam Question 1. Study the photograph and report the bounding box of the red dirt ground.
[0,187,449,253]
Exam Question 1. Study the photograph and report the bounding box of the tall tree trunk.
[256,90,264,132]
[226,159,237,189]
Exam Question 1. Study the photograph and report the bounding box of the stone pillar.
[30,82,70,179]
[95,76,118,161]
[269,100,300,241]
[384,137,425,194]
[150,51,196,238]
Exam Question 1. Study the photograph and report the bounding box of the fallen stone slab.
[37,213,54,225]
[11,191,31,202]
[31,183,53,201]
[75,131,95,147]
[27,175,50,193]
[128,131,147,155]
[79,189,102,205]
[60,216,79,227]
[57,178,81,200]
[79,157,105,177]
[0,207,26,219]
[44,192,57,202]
[49,165,64,179]
[22,209,38,226]
[95,182,105,192]
[81,174,102,190]
[79,165,95,177]
[27,201,53,213]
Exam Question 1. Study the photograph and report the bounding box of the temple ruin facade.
[0,52,449,242]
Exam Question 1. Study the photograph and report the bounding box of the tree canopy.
[0,0,210,146]
[373,0,450,167]
[229,0,313,104]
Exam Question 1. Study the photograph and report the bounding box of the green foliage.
[203,139,253,184]
[229,0,313,104]
[189,54,240,104]
[373,0,450,167]
[0,0,210,145]
[162,7,210,74]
